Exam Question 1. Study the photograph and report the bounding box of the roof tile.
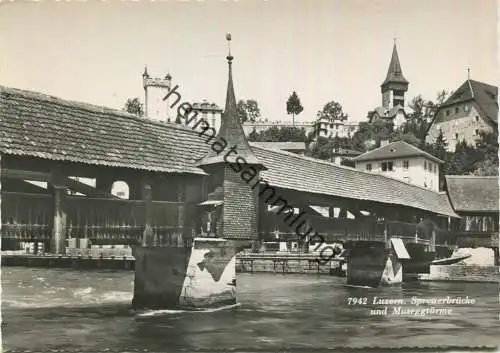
[352,140,443,164]
[445,175,499,212]
[0,85,458,218]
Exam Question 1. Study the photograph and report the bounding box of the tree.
[250,126,307,142]
[124,97,144,117]
[306,137,334,161]
[286,91,304,125]
[317,101,348,122]
[248,128,259,142]
[433,129,449,162]
[446,140,481,175]
[472,131,499,175]
[472,159,499,176]
[351,120,393,151]
[236,99,261,123]
[390,131,420,147]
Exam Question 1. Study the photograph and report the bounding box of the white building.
[190,100,223,131]
[313,116,359,139]
[351,141,443,192]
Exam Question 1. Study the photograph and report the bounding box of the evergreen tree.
[286,91,304,125]
[433,129,448,161]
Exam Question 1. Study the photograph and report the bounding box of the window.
[329,123,334,128]
[446,109,450,116]
[366,163,372,171]
[455,133,459,140]
[381,161,393,171]
[403,160,409,169]
[455,107,459,114]
[433,164,437,173]
[475,116,479,122]
[475,129,479,135]
[424,161,427,170]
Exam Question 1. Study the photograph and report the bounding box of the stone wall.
[426,103,495,152]
[419,265,500,282]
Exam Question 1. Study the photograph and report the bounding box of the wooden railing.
[455,231,499,248]
[1,192,185,244]
[260,213,386,242]
[1,192,53,240]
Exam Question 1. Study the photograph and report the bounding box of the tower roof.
[381,42,408,86]
[197,36,264,169]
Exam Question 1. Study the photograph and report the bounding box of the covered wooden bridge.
[1,85,460,256]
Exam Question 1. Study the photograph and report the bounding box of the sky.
[0,0,497,124]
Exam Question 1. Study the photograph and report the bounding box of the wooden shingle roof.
[445,175,499,213]
[0,85,459,218]
[253,146,458,218]
[440,80,498,124]
[0,85,208,175]
[381,43,408,86]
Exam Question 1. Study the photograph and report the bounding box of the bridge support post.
[49,171,67,255]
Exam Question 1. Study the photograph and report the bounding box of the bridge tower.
[196,33,266,245]
[132,34,265,311]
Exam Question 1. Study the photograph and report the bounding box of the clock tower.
[381,40,409,109]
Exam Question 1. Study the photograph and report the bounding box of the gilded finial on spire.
[467,68,471,80]
[393,35,397,46]
[143,65,149,78]
[226,33,233,63]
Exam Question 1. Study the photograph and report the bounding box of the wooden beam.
[3,168,118,198]
[1,168,49,182]
[63,177,118,199]
[142,183,154,247]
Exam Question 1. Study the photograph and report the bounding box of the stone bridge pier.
[132,239,255,310]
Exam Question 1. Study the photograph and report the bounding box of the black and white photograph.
[0,0,498,352]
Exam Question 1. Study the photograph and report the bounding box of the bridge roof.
[445,175,499,213]
[252,146,458,218]
[0,85,208,175]
[0,85,458,218]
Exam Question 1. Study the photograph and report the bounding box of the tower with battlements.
[143,67,172,121]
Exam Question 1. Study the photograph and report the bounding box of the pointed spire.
[143,65,149,78]
[197,34,264,169]
[382,41,408,86]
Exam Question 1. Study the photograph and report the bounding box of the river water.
[1,267,499,351]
